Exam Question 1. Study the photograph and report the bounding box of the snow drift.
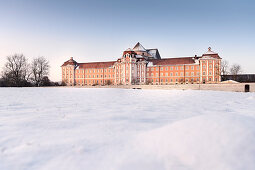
[114,114,255,170]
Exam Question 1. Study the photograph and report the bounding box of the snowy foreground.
[0,88,255,170]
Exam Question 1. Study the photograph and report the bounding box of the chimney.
[70,57,73,60]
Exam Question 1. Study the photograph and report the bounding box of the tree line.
[0,54,61,87]
[221,60,242,75]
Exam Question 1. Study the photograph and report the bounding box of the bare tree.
[230,64,242,75]
[2,54,30,86]
[31,56,50,86]
[221,60,229,75]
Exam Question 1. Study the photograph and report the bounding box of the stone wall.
[128,83,255,92]
[74,83,255,92]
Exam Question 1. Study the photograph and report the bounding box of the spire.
[133,42,146,52]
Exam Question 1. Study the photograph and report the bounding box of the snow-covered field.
[0,88,255,170]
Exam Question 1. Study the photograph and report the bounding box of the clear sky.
[0,0,254,81]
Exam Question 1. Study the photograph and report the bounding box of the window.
[161,73,163,76]
[175,73,178,76]
[203,71,206,75]
[156,67,158,71]
[196,66,199,70]
[209,64,212,69]
[165,67,168,71]
[186,72,189,76]
[209,71,212,75]
[191,66,194,70]
[151,73,154,76]
[186,66,189,70]
[160,67,163,71]
[180,72,183,76]
[166,73,168,76]
[170,72,173,76]
[203,65,206,69]
[175,67,178,70]
[191,72,194,76]
[181,66,184,70]
[171,67,173,70]
[151,68,154,71]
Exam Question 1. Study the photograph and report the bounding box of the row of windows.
[149,77,218,83]
[147,72,200,77]
[74,74,115,78]
[75,69,114,74]
[148,65,200,71]
[202,64,219,69]
[76,79,113,85]
[150,78,200,83]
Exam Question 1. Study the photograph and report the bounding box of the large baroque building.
[61,43,222,86]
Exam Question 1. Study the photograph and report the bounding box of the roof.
[147,49,161,59]
[202,47,221,59]
[123,50,136,56]
[77,61,115,69]
[204,47,218,55]
[61,57,77,66]
[149,57,196,66]
[133,42,147,52]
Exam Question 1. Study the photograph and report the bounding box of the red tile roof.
[61,57,77,66]
[149,57,197,66]
[78,61,115,69]
[202,53,221,59]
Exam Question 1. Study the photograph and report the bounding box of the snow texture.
[0,88,255,170]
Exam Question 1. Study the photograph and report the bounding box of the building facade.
[61,43,222,86]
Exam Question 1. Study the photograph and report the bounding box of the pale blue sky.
[0,0,254,81]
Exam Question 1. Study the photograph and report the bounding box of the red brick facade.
[61,43,221,86]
